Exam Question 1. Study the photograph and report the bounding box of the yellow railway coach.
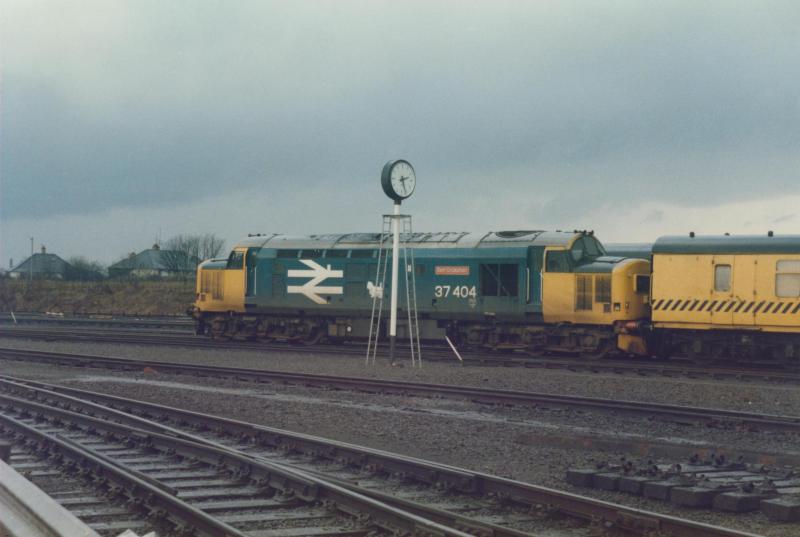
[651,233,800,363]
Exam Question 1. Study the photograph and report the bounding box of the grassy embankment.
[0,279,195,316]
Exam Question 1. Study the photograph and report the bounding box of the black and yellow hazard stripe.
[652,298,800,314]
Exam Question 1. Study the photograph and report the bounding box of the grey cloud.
[2,1,799,226]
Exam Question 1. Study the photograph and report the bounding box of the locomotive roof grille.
[235,230,592,250]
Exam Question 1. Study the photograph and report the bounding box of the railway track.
[2,346,799,436]
[0,377,489,537]
[1,324,799,386]
[0,375,761,537]
[0,312,193,331]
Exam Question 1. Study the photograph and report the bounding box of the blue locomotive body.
[194,230,651,352]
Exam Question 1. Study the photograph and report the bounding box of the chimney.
[9,258,12,269]
[41,245,46,254]
[152,243,160,250]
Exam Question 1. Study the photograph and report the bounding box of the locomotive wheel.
[585,339,612,360]
[209,318,232,341]
[256,320,274,342]
[686,339,709,365]
[301,327,324,346]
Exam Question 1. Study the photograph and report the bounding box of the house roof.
[10,253,72,275]
[109,249,198,271]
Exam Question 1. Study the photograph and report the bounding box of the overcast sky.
[1,1,799,265]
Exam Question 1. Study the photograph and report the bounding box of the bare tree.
[198,234,226,261]
[67,256,105,281]
[162,234,225,276]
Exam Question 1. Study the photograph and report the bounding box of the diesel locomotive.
[191,229,800,363]
[191,230,652,356]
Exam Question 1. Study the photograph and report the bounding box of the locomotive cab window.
[714,264,731,292]
[226,251,244,269]
[480,263,518,297]
[776,260,800,297]
[545,251,571,272]
[634,274,650,295]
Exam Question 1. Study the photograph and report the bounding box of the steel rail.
[0,381,478,537]
[0,375,764,537]
[0,376,526,537]
[0,312,193,329]
[0,404,247,537]
[2,347,800,434]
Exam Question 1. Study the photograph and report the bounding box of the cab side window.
[480,263,518,297]
[545,251,570,272]
[776,260,800,297]
[714,264,731,292]
[226,251,244,269]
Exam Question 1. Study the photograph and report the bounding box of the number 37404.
[434,285,476,298]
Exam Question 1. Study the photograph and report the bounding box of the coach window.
[277,250,299,259]
[226,250,244,269]
[545,251,570,272]
[301,249,323,259]
[714,264,731,292]
[350,250,375,259]
[325,250,348,258]
[776,260,800,297]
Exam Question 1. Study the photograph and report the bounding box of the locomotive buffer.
[367,160,421,366]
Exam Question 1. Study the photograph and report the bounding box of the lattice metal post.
[366,217,392,365]
[366,213,421,367]
[402,216,422,367]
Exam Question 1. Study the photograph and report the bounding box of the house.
[108,245,199,278]
[8,246,75,280]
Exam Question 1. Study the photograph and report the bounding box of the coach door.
[732,256,757,326]
[710,255,734,325]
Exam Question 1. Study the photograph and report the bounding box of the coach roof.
[653,234,800,255]
[235,230,593,250]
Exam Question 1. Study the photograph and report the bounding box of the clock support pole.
[388,201,401,365]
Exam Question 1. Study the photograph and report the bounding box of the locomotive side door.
[245,248,259,297]
[526,247,543,306]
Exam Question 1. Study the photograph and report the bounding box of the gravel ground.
[2,338,800,536]
[1,337,798,416]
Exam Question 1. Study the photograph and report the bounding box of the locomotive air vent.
[495,230,543,239]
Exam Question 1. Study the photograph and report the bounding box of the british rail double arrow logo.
[287,260,344,304]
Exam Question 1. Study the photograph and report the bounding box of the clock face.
[384,160,415,200]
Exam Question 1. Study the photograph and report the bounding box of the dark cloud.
[2,1,799,226]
